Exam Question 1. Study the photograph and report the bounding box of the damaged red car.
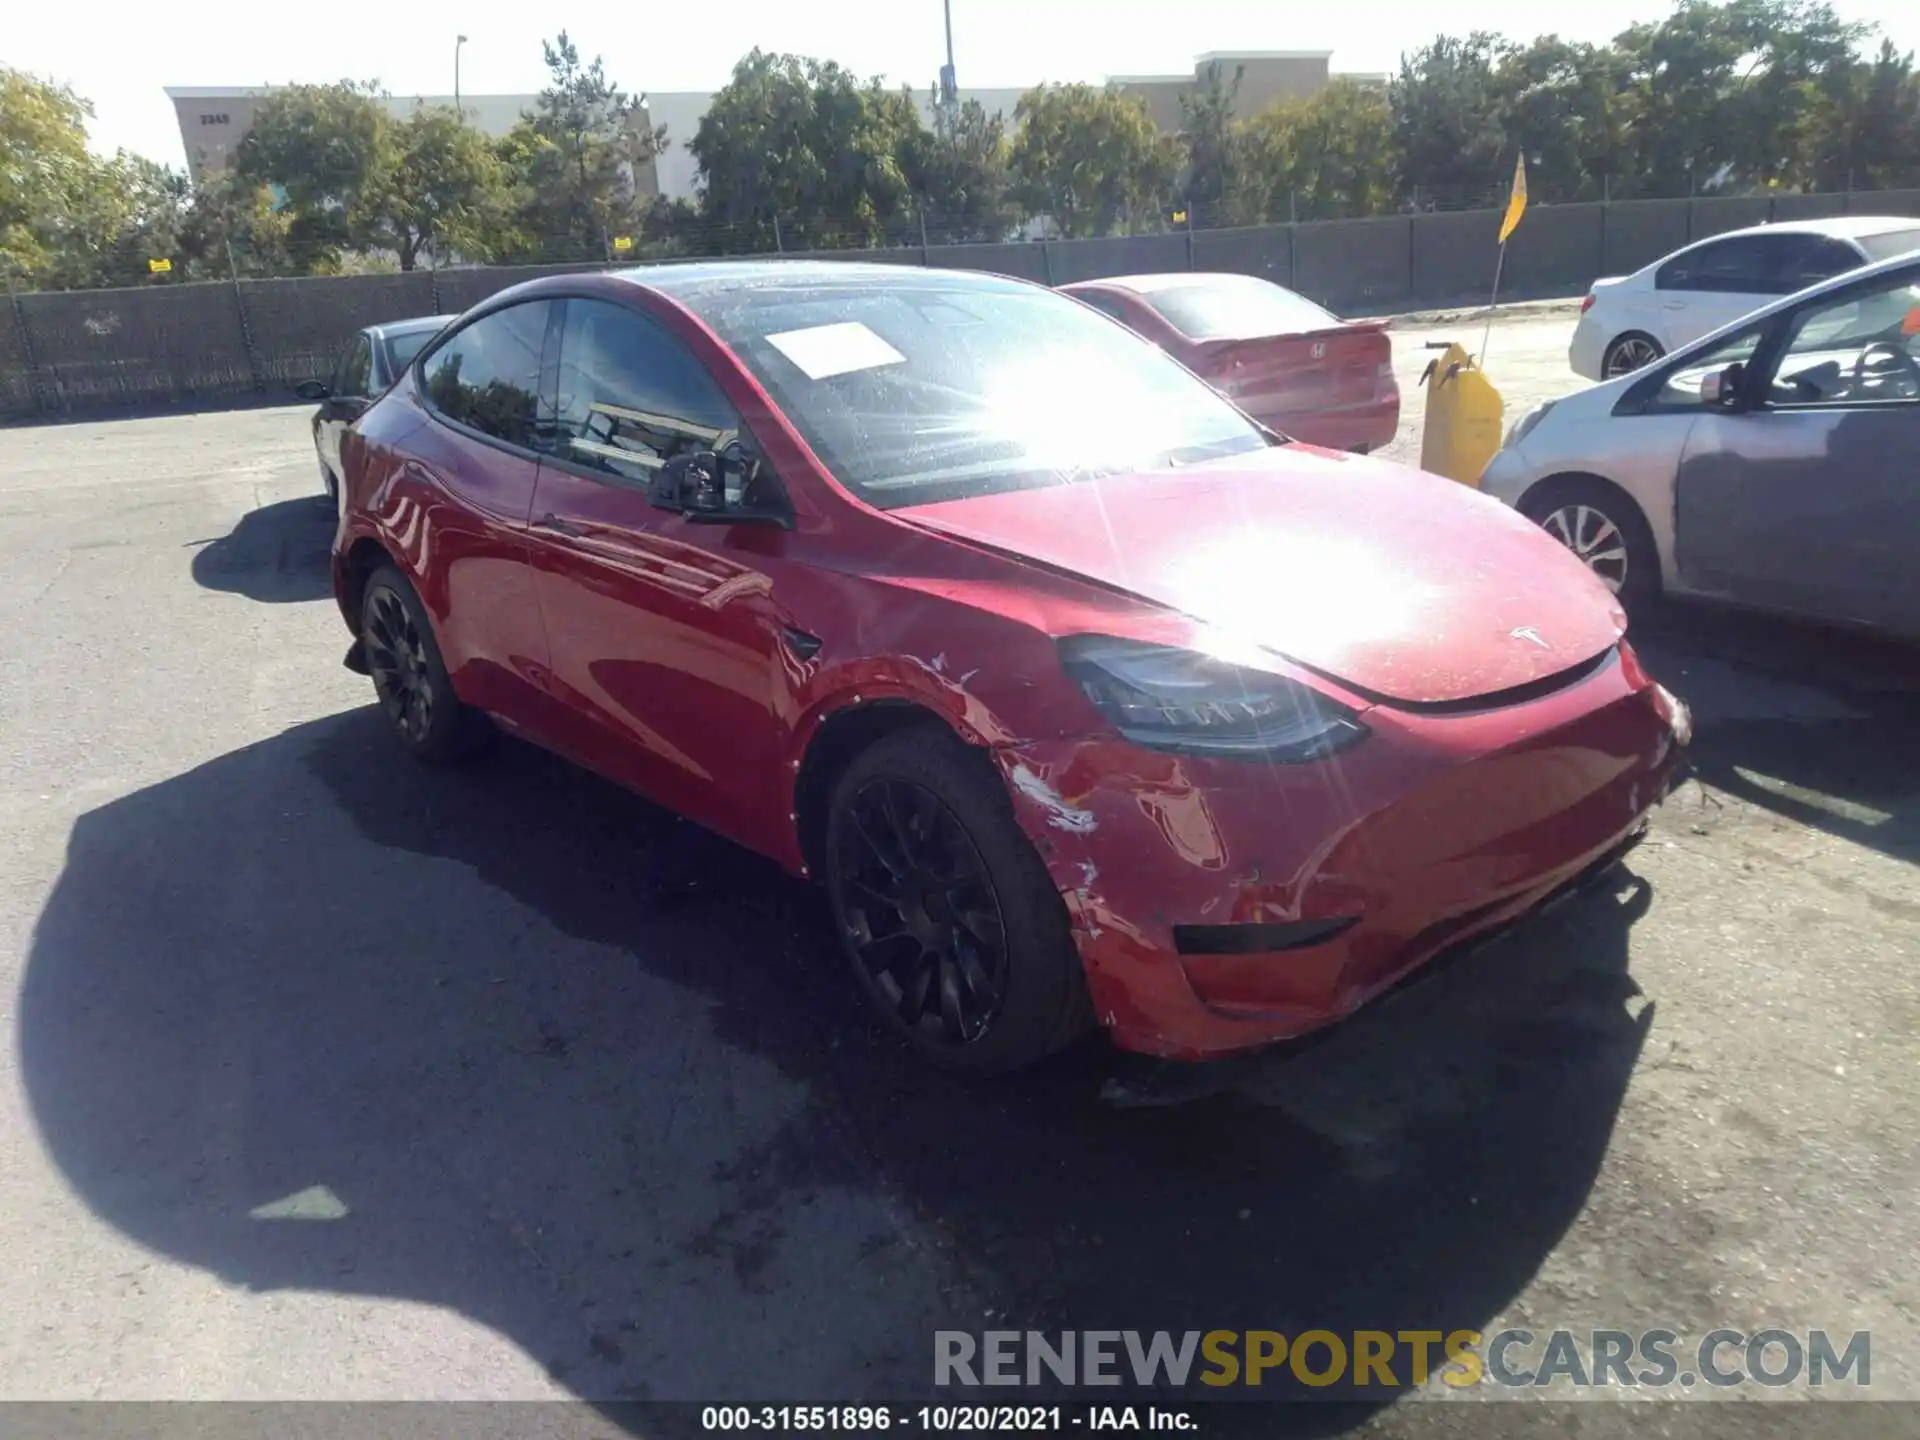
[332,262,1690,1074]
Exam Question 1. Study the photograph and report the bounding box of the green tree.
[1490,38,1630,201]
[234,80,390,268]
[1177,61,1248,225]
[373,106,512,267]
[903,92,1016,242]
[1007,83,1177,237]
[1242,79,1401,221]
[0,68,197,288]
[503,32,667,260]
[1797,39,1920,190]
[1391,34,1505,206]
[690,50,921,249]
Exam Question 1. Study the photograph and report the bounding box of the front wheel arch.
[1518,472,1662,609]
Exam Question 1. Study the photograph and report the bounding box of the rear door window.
[418,301,554,450]
[1858,228,1920,263]
[1657,237,1773,294]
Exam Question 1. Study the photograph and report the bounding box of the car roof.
[1689,214,1920,244]
[615,259,1038,301]
[1063,273,1270,294]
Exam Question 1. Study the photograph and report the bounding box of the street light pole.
[939,0,957,128]
[455,35,468,117]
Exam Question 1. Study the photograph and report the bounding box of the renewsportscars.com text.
[934,1328,1871,1392]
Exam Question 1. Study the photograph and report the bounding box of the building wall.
[167,55,1356,203]
[1112,52,1334,132]
[166,88,656,197]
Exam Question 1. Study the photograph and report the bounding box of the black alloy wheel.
[835,777,1011,1047]
[359,565,488,761]
[823,727,1091,1073]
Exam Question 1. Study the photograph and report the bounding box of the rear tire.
[1520,478,1659,613]
[1601,332,1664,379]
[359,565,491,762]
[824,727,1092,1074]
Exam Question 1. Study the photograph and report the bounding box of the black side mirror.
[295,379,331,401]
[1700,362,1747,411]
[651,446,793,528]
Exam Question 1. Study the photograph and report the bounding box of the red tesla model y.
[331,261,1690,1073]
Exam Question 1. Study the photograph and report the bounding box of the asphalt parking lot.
[1,314,1917,1432]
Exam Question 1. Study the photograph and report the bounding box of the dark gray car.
[297,317,448,511]
[1482,250,1920,637]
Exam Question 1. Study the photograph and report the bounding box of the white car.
[1484,250,1920,638]
[1568,215,1920,380]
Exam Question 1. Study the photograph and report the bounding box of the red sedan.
[332,262,1689,1073]
[1059,272,1401,453]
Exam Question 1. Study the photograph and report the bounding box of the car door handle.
[534,512,585,537]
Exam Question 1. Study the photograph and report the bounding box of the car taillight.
[1581,293,1597,313]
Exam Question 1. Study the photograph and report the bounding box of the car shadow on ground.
[1630,606,1920,866]
[188,494,336,604]
[21,703,1660,1431]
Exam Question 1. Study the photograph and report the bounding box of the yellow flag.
[1498,153,1528,244]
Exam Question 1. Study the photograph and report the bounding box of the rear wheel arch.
[1602,330,1665,378]
[339,536,400,627]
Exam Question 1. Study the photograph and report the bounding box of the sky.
[14,0,1920,170]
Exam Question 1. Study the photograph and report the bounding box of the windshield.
[1858,230,1920,263]
[683,275,1269,510]
[1138,276,1338,341]
[386,328,440,373]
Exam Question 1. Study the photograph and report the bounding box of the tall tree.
[1797,39,1920,190]
[1491,38,1630,202]
[1007,83,1177,237]
[234,81,391,269]
[902,92,1016,243]
[1241,79,1401,222]
[691,50,921,249]
[506,32,667,259]
[1391,34,1506,205]
[1177,61,1247,224]
[372,106,512,268]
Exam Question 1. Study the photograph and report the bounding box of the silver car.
[1482,250,1920,638]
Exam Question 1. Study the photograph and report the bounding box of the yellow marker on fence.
[611,235,634,254]
[147,257,172,274]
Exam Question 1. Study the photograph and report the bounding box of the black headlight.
[1058,636,1368,761]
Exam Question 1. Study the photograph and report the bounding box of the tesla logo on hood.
[1511,626,1550,649]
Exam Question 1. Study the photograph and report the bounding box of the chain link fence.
[6,187,1920,422]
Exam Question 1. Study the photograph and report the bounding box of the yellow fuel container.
[1417,341,1505,487]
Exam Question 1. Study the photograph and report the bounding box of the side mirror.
[651,448,792,528]
[1700,362,1746,410]
[295,379,331,401]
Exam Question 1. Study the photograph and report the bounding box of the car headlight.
[1505,400,1556,449]
[1058,636,1368,760]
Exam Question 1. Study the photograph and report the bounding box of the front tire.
[359,565,490,762]
[824,727,1092,1074]
[1521,478,1659,612]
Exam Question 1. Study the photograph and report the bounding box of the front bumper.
[997,645,1687,1060]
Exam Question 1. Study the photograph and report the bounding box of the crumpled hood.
[897,446,1626,705]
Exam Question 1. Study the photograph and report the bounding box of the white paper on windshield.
[765,321,905,380]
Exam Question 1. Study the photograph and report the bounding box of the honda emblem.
[1310,341,1327,359]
